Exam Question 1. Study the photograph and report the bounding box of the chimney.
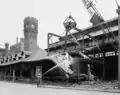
[20,38,24,43]
[20,38,24,51]
[5,42,9,56]
[16,37,19,44]
[5,42,9,50]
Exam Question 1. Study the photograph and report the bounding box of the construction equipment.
[62,14,102,53]
[81,0,118,51]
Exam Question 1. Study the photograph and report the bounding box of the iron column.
[117,5,120,89]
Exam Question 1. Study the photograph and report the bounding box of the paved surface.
[0,81,119,95]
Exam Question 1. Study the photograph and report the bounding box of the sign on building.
[36,66,42,78]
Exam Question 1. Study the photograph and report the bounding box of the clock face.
[25,24,28,28]
[31,24,35,29]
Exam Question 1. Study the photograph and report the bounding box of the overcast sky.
[0,0,119,49]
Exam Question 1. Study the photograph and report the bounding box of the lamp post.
[116,0,120,89]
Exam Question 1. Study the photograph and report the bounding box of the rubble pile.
[73,80,119,90]
[43,80,119,90]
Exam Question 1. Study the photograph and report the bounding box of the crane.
[81,0,104,24]
[81,0,118,51]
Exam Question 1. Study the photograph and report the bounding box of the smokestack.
[16,37,18,44]
[20,38,24,43]
[20,38,24,51]
[5,42,9,56]
[5,42,9,50]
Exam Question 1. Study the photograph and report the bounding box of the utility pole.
[116,0,120,89]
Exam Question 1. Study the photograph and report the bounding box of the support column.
[88,64,91,81]
[102,60,105,80]
[117,5,120,89]
[47,33,50,56]
[82,36,84,51]
[9,66,12,80]
[12,69,15,82]
[4,67,7,79]
[40,65,42,85]
[10,66,11,77]
[20,70,22,78]
[30,68,34,79]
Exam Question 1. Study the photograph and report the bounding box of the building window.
[105,51,115,57]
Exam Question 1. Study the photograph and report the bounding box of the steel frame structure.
[82,0,118,51]
[116,0,120,89]
[47,33,64,55]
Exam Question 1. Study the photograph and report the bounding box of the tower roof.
[24,16,38,24]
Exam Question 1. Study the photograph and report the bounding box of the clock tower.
[24,16,38,51]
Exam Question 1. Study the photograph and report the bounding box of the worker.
[37,68,42,88]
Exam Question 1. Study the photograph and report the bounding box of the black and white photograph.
[0,0,120,95]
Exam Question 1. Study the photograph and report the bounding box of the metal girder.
[48,33,63,38]
[47,33,64,55]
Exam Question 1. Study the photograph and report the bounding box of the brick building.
[0,43,10,57]
[24,16,38,51]
[0,48,5,57]
[10,16,39,53]
[0,16,47,81]
[10,38,24,53]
